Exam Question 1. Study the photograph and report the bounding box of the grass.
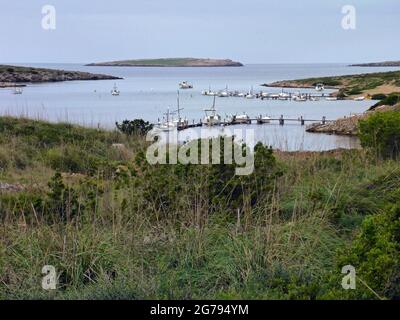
[0,116,399,299]
[267,70,400,98]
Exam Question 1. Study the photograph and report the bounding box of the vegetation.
[265,71,400,98]
[370,93,400,109]
[1,116,399,299]
[358,111,400,159]
[86,58,243,67]
[0,65,120,86]
[116,119,153,136]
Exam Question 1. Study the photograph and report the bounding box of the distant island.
[0,65,121,88]
[86,58,243,67]
[350,61,400,67]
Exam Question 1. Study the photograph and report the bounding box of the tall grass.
[0,116,398,299]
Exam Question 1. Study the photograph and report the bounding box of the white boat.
[269,93,280,99]
[237,92,246,98]
[202,86,216,96]
[354,96,365,101]
[156,109,176,132]
[179,81,193,89]
[111,83,120,96]
[325,97,337,101]
[309,96,319,101]
[202,96,222,126]
[218,86,229,97]
[233,113,251,124]
[257,115,271,124]
[315,83,325,91]
[246,87,255,99]
[13,87,23,95]
[293,95,307,102]
[173,91,189,129]
[278,90,290,100]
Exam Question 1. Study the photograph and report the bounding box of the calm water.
[1,63,399,151]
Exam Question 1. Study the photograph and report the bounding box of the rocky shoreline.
[0,65,122,88]
[306,114,365,136]
[350,61,400,67]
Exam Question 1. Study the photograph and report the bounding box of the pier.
[159,116,334,131]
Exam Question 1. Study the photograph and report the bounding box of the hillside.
[1,116,399,300]
[0,65,121,88]
[263,70,400,98]
[86,58,243,67]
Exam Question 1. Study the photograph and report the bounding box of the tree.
[358,111,400,159]
[116,119,153,136]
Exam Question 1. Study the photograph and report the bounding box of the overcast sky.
[0,0,399,64]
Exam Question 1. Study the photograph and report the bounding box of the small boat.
[156,111,176,132]
[111,83,120,96]
[233,113,251,124]
[202,96,222,126]
[202,86,216,96]
[13,87,23,95]
[325,97,338,101]
[293,95,307,102]
[237,92,246,98]
[315,83,325,91]
[256,115,271,124]
[173,91,189,129]
[246,87,255,99]
[309,96,319,101]
[179,81,193,89]
[218,85,229,97]
[278,90,290,100]
[354,96,365,101]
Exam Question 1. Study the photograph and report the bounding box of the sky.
[0,0,399,64]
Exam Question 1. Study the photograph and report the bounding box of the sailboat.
[246,86,255,99]
[156,108,176,131]
[202,86,217,96]
[111,83,120,96]
[218,85,229,97]
[203,96,222,126]
[13,87,23,95]
[172,91,189,129]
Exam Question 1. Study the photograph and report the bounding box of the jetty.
[155,115,334,131]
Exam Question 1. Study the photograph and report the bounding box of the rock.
[0,182,24,192]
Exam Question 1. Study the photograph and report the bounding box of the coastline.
[0,64,122,88]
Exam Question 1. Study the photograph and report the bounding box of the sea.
[1,63,399,151]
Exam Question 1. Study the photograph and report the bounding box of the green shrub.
[372,93,400,109]
[358,111,400,159]
[371,93,387,101]
[335,203,400,299]
[116,119,153,136]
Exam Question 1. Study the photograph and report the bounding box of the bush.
[116,119,153,136]
[358,111,400,159]
[371,93,400,109]
[371,93,387,101]
[335,203,400,299]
